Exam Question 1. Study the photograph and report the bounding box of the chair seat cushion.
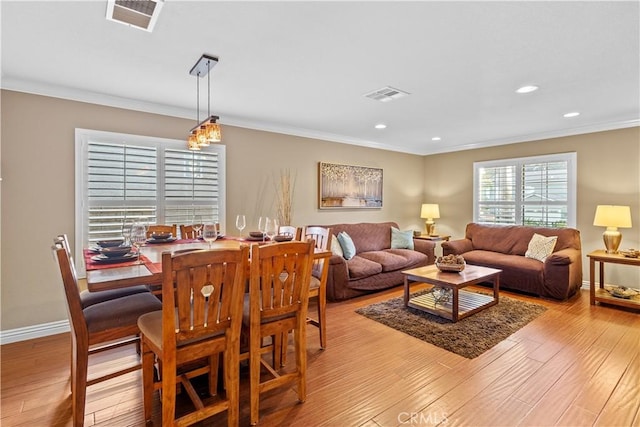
[242,294,295,327]
[84,292,161,334]
[309,275,321,290]
[138,310,225,348]
[80,285,150,309]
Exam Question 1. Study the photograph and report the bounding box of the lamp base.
[603,228,622,254]
[425,221,436,236]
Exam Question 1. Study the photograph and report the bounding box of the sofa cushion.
[386,248,428,266]
[391,227,414,250]
[337,231,357,260]
[346,255,383,279]
[466,223,523,254]
[461,250,545,295]
[325,222,398,253]
[358,250,408,272]
[525,233,558,262]
[330,235,344,257]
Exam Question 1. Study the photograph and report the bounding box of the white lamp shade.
[593,205,632,228]
[420,204,440,219]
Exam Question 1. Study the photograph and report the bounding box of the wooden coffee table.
[402,264,501,322]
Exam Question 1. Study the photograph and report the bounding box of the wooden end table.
[402,264,501,322]
[587,250,640,309]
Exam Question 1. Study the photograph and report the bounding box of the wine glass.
[192,215,203,239]
[130,222,147,264]
[121,220,133,246]
[265,218,279,242]
[235,214,246,237]
[202,223,218,249]
[258,216,268,242]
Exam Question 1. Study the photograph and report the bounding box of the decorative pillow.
[391,227,414,250]
[330,235,344,258]
[525,233,558,262]
[337,231,357,260]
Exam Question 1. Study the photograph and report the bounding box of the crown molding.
[3,77,637,157]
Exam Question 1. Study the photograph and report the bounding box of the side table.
[414,235,451,257]
[414,234,451,242]
[587,250,640,310]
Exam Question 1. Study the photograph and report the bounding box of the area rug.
[355,291,547,358]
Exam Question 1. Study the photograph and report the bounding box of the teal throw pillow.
[391,227,415,250]
[337,231,357,260]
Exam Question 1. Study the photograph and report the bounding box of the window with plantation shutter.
[473,153,576,228]
[75,129,225,273]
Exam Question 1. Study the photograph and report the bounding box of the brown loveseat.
[318,222,436,301]
[442,223,583,300]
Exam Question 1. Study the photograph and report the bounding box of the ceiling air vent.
[364,86,410,103]
[106,0,164,32]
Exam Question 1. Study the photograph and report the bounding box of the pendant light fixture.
[187,54,222,150]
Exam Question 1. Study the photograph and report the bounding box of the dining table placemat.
[83,249,154,271]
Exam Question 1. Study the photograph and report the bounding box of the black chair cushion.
[84,293,162,334]
[80,285,150,309]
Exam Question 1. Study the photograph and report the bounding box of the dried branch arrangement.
[274,168,296,225]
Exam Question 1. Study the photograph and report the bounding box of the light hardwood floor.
[2,286,639,426]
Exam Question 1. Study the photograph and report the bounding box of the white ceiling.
[2,1,639,155]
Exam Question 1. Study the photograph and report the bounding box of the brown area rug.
[355,291,547,358]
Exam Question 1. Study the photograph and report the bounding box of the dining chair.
[278,225,302,240]
[240,240,315,425]
[52,239,162,427]
[56,235,150,308]
[179,223,202,239]
[146,224,177,238]
[137,245,249,426]
[300,226,332,349]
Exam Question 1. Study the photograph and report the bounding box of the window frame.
[74,128,226,275]
[473,152,577,228]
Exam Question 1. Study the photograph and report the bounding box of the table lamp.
[420,204,440,236]
[593,205,632,254]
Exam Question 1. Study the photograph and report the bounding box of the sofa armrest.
[326,255,349,301]
[413,239,436,265]
[547,248,579,265]
[442,239,473,255]
[543,248,583,300]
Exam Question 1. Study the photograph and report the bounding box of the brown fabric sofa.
[442,223,583,300]
[317,222,436,301]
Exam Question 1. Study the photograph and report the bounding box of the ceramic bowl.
[101,246,132,258]
[150,232,172,240]
[97,239,125,248]
[249,231,264,238]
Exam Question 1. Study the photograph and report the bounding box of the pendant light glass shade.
[197,125,209,146]
[205,119,222,143]
[187,132,200,151]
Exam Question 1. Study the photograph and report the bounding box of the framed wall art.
[318,162,383,209]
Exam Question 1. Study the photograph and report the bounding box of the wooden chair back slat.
[163,247,248,346]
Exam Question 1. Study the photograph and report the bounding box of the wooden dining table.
[85,237,331,292]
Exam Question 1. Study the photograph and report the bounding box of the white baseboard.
[0,320,70,345]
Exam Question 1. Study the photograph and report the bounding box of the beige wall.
[424,127,640,286]
[2,90,638,332]
[1,90,425,330]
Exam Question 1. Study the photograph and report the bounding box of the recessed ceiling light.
[431,137,441,141]
[516,85,539,94]
[375,124,387,129]
[563,112,580,118]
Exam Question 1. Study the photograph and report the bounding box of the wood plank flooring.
[2,286,639,426]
